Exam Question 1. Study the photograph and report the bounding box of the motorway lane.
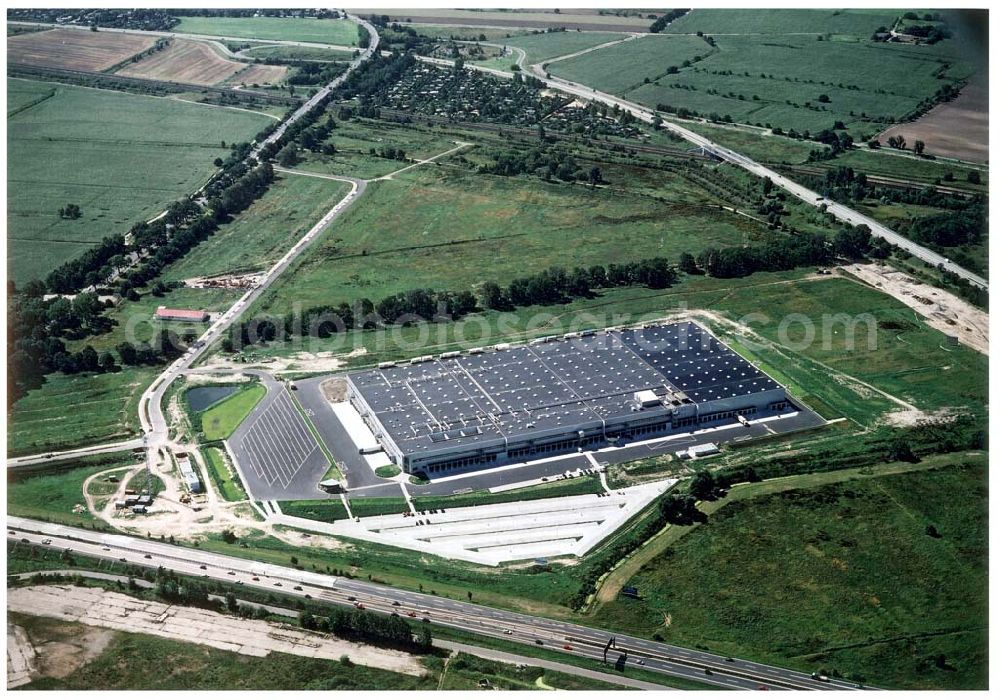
[8,517,867,691]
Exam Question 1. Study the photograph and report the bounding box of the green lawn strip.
[374,465,401,478]
[201,384,266,441]
[411,475,604,511]
[347,497,409,518]
[279,499,350,522]
[202,445,248,501]
[590,457,988,689]
[7,452,140,528]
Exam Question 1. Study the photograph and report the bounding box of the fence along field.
[117,38,286,86]
[7,78,272,285]
[7,27,156,71]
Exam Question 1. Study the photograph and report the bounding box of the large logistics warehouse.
[347,321,792,476]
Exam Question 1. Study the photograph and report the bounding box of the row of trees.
[649,9,690,33]
[299,605,431,651]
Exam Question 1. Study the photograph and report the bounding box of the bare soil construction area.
[8,28,156,72]
[117,39,249,86]
[841,263,988,355]
[878,71,988,163]
[8,585,425,676]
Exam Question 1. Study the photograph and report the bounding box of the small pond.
[186,385,240,412]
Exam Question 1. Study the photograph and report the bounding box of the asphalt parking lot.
[228,387,332,501]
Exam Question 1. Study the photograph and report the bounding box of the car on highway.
[42,538,52,545]
[20,538,29,544]
[347,596,356,602]
[535,640,543,645]
[227,570,235,575]
[391,601,401,606]
[102,546,111,551]
[563,644,572,651]
[252,577,259,581]
[200,565,207,570]
[293,586,303,591]
[274,582,282,587]
[144,554,153,559]
[503,629,512,635]
[119,557,127,563]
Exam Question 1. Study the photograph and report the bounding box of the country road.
[7,517,871,691]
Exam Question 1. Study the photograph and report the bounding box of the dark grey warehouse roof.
[348,321,782,457]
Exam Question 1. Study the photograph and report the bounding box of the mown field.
[386,9,651,31]
[174,16,359,46]
[7,368,155,455]
[7,78,271,285]
[162,173,350,281]
[591,460,988,689]
[251,165,756,314]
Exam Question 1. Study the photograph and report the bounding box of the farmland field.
[174,16,360,46]
[7,27,155,71]
[6,78,271,285]
[552,17,977,137]
[161,173,351,282]
[250,166,757,313]
[591,459,988,689]
[383,9,652,32]
[116,39,248,85]
[547,34,707,94]
[7,368,156,455]
[660,8,900,35]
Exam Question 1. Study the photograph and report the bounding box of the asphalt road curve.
[8,516,871,691]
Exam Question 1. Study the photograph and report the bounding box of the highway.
[8,517,867,691]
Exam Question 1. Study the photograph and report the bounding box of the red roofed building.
[155,306,208,322]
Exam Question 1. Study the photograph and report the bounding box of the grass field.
[293,119,468,180]
[590,459,988,689]
[251,166,755,314]
[7,368,156,455]
[203,446,248,501]
[7,78,271,285]
[200,384,266,441]
[280,498,350,521]
[501,30,628,66]
[547,34,707,93]
[7,452,139,527]
[385,9,651,31]
[174,16,359,46]
[162,173,350,281]
[240,44,355,62]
